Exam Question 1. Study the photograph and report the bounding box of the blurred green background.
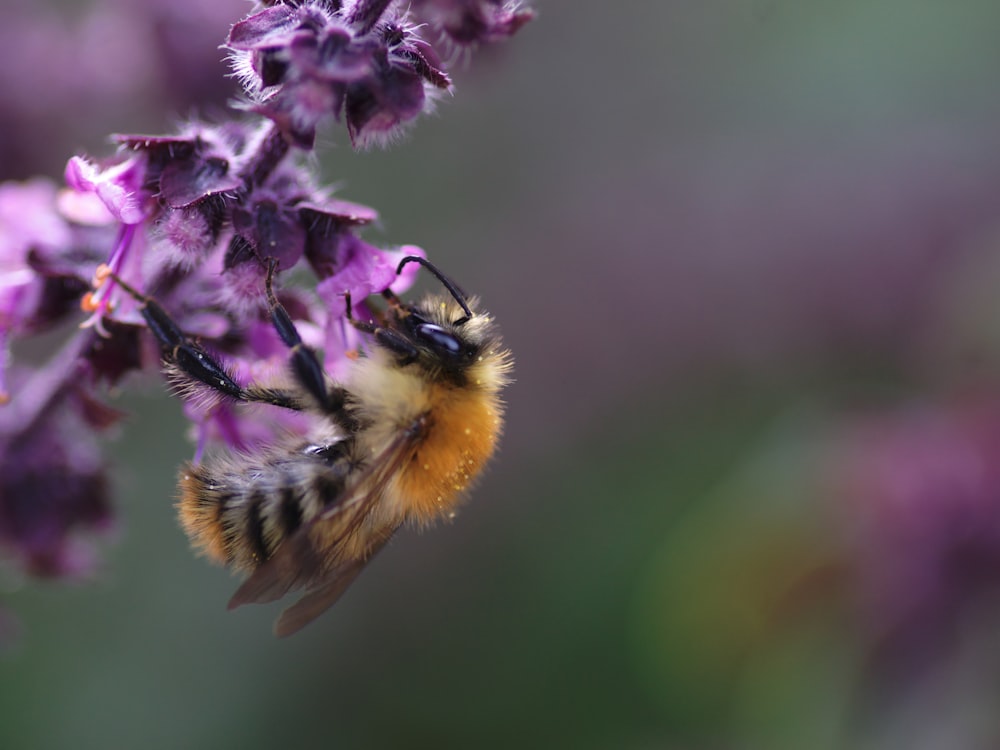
[7,1,1000,748]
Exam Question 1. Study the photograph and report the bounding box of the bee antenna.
[396,256,473,321]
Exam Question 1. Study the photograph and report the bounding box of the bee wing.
[228,415,429,632]
[272,528,396,638]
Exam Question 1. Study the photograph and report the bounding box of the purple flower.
[833,401,1000,678]
[0,336,119,578]
[0,182,142,580]
[0,0,530,614]
[315,235,423,312]
[0,181,80,332]
[49,113,429,467]
[0,0,250,181]
[228,1,453,147]
[0,180,115,398]
[409,0,535,45]
[65,119,388,332]
[65,155,153,225]
[0,182,60,381]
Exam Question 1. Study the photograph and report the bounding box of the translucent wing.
[228,413,429,635]
[272,526,396,637]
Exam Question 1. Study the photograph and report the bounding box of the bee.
[108,257,511,636]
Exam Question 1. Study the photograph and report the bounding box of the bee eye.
[416,323,461,355]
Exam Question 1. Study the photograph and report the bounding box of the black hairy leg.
[103,266,352,425]
[342,290,419,364]
[262,259,333,411]
[262,260,359,432]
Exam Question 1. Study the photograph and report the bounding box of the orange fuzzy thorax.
[395,381,504,524]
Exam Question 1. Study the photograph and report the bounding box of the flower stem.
[0,329,9,405]
[11,330,94,435]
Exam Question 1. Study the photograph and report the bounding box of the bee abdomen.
[244,489,271,563]
[177,448,352,572]
[277,484,303,537]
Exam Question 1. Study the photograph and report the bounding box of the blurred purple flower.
[409,0,534,45]
[0,182,60,396]
[0,0,248,181]
[0,181,142,580]
[0,337,119,579]
[0,179,116,399]
[833,401,1000,678]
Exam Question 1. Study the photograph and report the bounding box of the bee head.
[376,257,499,382]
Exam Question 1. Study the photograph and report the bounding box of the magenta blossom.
[0,0,530,622]
[0,339,118,579]
[833,400,1000,680]
[0,180,116,400]
[409,0,535,45]
[228,1,454,148]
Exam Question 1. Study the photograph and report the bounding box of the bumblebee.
[113,257,510,636]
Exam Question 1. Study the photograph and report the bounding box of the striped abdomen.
[177,439,360,571]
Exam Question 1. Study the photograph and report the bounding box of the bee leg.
[106,272,304,411]
[264,261,358,430]
[343,291,419,365]
[380,288,402,311]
